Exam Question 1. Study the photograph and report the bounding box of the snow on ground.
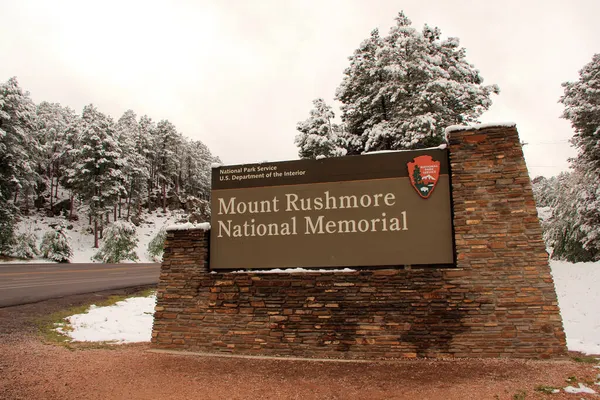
[56,259,600,356]
[15,210,188,263]
[551,260,600,355]
[57,294,156,343]
[563,383,596,394]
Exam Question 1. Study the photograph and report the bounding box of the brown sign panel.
[210,149,454,270]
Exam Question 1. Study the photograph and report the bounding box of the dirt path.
[1,290,598,400]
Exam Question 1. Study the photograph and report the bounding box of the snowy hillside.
[14,210,188,263]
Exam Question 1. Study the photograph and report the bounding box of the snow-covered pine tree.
[0,77,39,252]
[12,232,38,259]
[295,98,347,159]
[40,223,72,263]
[531,176,559,207]
[147,226,166,262]
[69,105,125,248]
[560,53,600,172]
[155,120,181,212]
[138,115,158,211]
[60,113,83,220]
[93,220,138,263]
[116,110,149,221]
[181,139,214,200]
[334,11,499,153]
[543,171,596,261]
[36,102,77,214]
[551,53,600,261]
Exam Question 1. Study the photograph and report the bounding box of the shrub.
[12,232,38,259]
[0,204,16,256]
[148,227,167,262]
[93,221,139,263]
[40,224,73,263]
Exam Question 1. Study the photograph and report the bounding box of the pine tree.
[560,53,600,172]
[40,223,72,263]
[155,120,181,212]
[543,171,596,261]
[36,102,77,214]
[93,220,138,263]
[12,232,38,259]
[60,113,83,220]
[147,226,166,262]
[69,105,125,248]
[295,98,347,159]
[116,110,149,220]
[550,53,600,261]
[334,12,499,153]
[181,139,214,200]
[0,77,39,251]
[139,115,158,211]
[531,176,559,207]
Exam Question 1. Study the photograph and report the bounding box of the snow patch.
[166,222,210,232]
[226,267,356,274]
[563,383,596,394]
[551,260,600,354]
[56,295,156,343]
[211,162,223,168]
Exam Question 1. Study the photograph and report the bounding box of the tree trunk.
[147,179,153,212]
[69,193,74,220]
[49,165,55,213]
[113,204,117,221]
[126,183,133,221]
[25,187,31,214]
[54,165,59,199]
[380,96,388,121]
[162,178,167,213]
[118,196,122,219]
[94,218,99,248]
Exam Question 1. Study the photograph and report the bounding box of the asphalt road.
[0,263,161,307]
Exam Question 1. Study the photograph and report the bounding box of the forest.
[0,76,219,255]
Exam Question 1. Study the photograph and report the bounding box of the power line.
[528,165,569,168]
[525,141,570,145]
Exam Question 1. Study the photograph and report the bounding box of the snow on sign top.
[166,222,211,232]
[444,122,517,139]
[362,143,447,156]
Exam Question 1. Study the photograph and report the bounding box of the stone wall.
[151,124,567,359]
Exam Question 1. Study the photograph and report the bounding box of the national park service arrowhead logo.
[407,155,441,199]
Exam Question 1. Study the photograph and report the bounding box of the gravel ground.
[1,289,599,400]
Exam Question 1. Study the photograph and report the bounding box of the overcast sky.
[1,0,598,177]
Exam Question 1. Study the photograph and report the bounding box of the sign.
[210,149,454,270]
